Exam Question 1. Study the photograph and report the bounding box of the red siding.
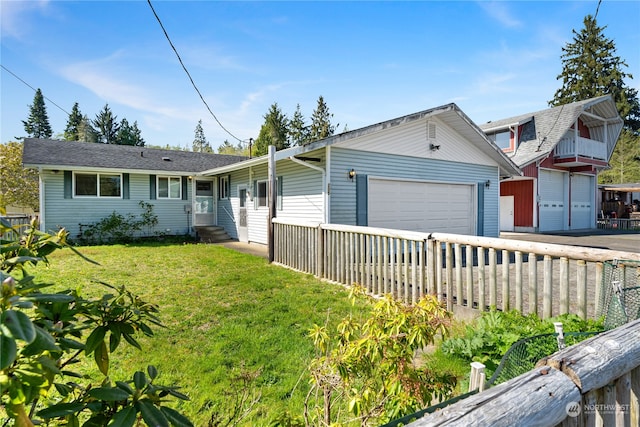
[501,180,534,227]
[570,118,591,138]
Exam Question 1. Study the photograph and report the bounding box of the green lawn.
[33,242,373,426]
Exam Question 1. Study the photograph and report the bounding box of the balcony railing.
[555,136,607,160]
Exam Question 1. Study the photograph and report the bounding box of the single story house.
[480,95,624,232]
[23,103,521,244]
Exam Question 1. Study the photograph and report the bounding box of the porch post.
[268,145,276,262]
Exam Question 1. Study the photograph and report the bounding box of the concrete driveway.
[500,230,640,254]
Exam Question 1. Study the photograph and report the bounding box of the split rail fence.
[273,219,640,320]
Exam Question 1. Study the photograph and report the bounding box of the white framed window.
[219,176,229,200]
[256,180,267,208]
[74,172,121,198]
[487,130,513,151]
[157,176,181,199]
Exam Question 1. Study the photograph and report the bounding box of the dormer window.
[487,129,515,152]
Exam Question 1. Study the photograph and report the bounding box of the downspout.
[288,155,328,223]
[39,168,45,231]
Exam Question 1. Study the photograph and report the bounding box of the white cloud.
[478,1,522,29]
[0,0,50,40]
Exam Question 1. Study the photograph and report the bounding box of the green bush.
[78,201,160,244]
[439,310,603,374]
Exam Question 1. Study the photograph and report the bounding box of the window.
[256,180,267,208]
[488,130,512,151]
[74,173,121,197]
[219,176,229,199]
[158,176,181,199]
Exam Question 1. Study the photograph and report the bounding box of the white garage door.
[570,174,594,230]
[539,170,567,231]
[368,179,475,234]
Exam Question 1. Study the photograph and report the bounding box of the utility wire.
[1,64,70,115]
[146,0,243,143]
[594,0,602,20]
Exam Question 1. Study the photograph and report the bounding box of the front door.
[238,185,248,242]
[194,180,214,226]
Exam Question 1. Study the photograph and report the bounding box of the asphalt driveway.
[500,230,640,254]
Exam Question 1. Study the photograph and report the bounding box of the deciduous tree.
[22,88,53,139]
[0,141,39,211]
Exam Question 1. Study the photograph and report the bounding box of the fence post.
[469,362,486,392]
[316,224,324,279]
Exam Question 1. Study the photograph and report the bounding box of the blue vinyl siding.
[329,148,500,236]
[41,172,193,239]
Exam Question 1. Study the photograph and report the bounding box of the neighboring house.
[480,95,624,232]
[23,103,521,244]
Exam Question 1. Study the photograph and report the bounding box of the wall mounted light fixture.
[429,143,441,151]
[485,180,491,188]
[348,169,356,180]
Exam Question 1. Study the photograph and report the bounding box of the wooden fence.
[272,219,640,319]
[0,215,36,240]
[407,318,640,426]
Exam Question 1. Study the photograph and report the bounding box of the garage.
[570,174,594,229]
[539,169,567,231]
[368,178,475,234]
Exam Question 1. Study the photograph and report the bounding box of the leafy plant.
[0,217,193,426]
[306,286,457,426]
[78,201,159,244]
[439,309,603,374]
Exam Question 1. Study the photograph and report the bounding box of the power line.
[594,0,602,19]
[146,0,243,143]
[1,64,70,116]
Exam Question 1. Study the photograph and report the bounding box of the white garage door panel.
[369,179,474,234]
[570,174,593,229]
[539,170,566,232]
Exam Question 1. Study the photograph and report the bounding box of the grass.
[33,242,372,426]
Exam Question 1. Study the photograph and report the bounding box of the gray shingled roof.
[22,138,247,173]
[479,95,622,167]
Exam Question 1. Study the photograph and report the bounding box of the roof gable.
[480,95,624,167]
[22,139,247,174]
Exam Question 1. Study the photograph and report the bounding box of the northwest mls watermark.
[566,402,631,417]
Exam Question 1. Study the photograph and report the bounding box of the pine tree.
[550,15,640,131]
[550,14,640,184]
[64,103,83,141]
[22,88,53,139]
[93,104,120,144]
[309,96,335,142]
[192,120,212,153]
[253,103,289,156]
[289,104,309,146]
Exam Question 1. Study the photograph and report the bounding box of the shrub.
[78,201,160,244]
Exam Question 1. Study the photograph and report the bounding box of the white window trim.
[219,176,229,200]
[73,172,122,198]
[256,179,268,209]
[157,176,182,200]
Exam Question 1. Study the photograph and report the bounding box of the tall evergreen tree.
[289,104,309,146]
[22,88,53,139]
[253,103,289,156]
[77,115,99,143]
[117,118,145,146]
[93,104,120,144]
[550,14,640,183]
[64,103,83,141]
[309,95,335,142]
[192,120,212,153]
[550,15,640,131]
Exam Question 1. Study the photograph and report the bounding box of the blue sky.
[1,1,639,150]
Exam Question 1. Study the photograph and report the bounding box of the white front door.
[500,196,515,232]
[194,180,214,226]
[238,185,248,242]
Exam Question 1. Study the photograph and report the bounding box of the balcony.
[553,136,608,167]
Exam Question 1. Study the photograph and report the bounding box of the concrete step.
[194,226,233,243]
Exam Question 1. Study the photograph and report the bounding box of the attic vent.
[427,122,436,139]
[162,157,171,161]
